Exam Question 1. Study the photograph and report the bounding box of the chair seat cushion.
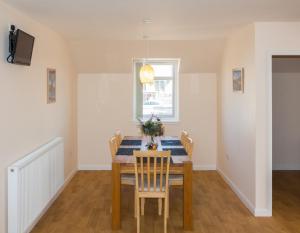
[138,176,166,192]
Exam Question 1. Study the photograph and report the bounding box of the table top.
[113,136,191,165]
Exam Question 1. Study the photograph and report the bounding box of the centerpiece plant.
[138,115,164,150]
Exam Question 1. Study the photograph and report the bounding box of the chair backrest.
[115,130,122,147]
[109,136,118,159]
[181,130,189,148]
[133,150,171,193]
[186,137,194,159]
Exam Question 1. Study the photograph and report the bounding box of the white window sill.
[133,118,180,125]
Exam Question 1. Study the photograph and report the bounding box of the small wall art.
[47,68,56,103]
[232,68,244,93]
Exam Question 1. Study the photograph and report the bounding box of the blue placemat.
[120,140,142,146]
[163,148,187,156]
[161,140,182,146]
[116,148,140,156]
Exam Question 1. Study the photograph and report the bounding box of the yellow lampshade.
[140,64,154,84]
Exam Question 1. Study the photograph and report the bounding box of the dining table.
[111,136,193,231]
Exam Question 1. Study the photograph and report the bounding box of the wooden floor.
[31,171,300,233]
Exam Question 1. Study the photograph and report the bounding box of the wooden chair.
[134,150,171,233]
[109,136,137,217]
[115,130,122,148]
[180,130,189,149]
[185,137,194,160]
[169,136,193,186]
[109,136,118,159]
[109,136,135,186]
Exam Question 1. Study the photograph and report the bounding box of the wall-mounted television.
[7,25,35,66]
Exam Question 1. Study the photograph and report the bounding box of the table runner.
[114,136,190,164]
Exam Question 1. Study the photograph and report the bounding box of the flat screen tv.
[7,26,35,66]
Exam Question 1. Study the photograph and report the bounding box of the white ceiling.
[4,0,300,40]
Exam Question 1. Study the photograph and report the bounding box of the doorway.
[271,55,300,231]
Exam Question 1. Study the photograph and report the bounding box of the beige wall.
[0,2,77,232]
[70,39,224,73]
[272,69,300,170]
[218,25,256,212]
[218,22,300,216]
[77,73,217,170]
[255,22,300,214]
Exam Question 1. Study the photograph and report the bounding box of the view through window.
[134,59,179,121]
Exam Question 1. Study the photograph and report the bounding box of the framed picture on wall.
[232,68,244,93]
[47,68,56,104]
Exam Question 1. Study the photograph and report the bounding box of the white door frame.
[266,50,300,215]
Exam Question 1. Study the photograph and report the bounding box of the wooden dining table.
[111,136,193,231]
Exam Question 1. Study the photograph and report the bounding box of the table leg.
[183,162,193,230]
[112,162,121,230]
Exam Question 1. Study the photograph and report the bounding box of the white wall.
[273,68,300,170]
[0,2,77,232]
[70,39,224,73]
[77,73,218,170]
[255,22,300,215]
[75,39,223,170]
[218,25,256,213]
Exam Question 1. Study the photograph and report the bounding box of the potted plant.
[139,115,164,150]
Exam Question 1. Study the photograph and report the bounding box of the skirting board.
[273,164,300,170]
[79,164,216,171]
[255,208,272,217]
[217,168,272,217]
[193,164,216,170]
[25,168,77,233]
[64,169,77,187]
[79,164,112,170]
[217,168,256,215]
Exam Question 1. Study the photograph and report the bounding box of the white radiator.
[8,137,64,233]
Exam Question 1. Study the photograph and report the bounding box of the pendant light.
[140,63,154,84]
[140,21,154,84]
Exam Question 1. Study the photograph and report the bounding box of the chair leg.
[158,198,162,216]
[141,198,145,216]
[137,197,140,233]
[167,195,169,218]
[164,197,168,233]
[134,190,137,218]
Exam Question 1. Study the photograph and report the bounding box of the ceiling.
[3,0,300,40]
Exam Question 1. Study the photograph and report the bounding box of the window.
[134,59,180,122]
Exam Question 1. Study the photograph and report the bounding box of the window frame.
[133,58,180,123]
